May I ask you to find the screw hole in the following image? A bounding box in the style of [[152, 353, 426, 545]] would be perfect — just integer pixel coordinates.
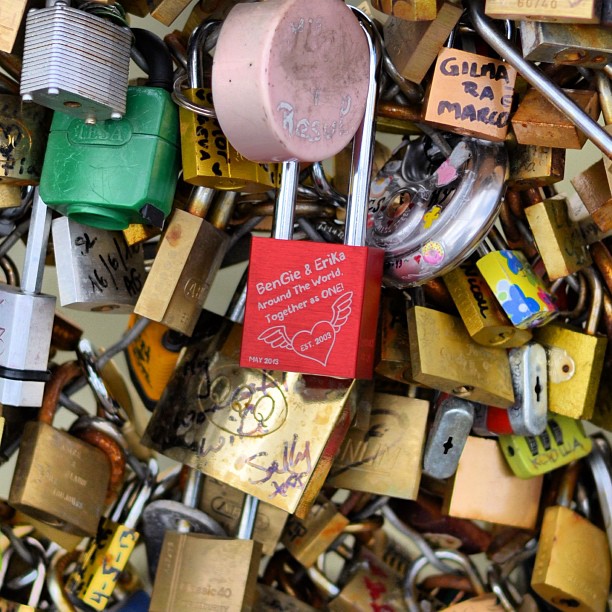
[[507, 446, 515, 456]]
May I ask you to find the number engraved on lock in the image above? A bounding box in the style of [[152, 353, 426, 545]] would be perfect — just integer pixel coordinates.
[[197, 365, 288, 437]]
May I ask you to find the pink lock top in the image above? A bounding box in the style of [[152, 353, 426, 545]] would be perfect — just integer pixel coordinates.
[[212, 0, 370, 163]]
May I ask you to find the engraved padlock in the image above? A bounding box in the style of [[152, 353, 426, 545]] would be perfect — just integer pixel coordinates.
[[366, 135, 506, 287], [52, 216, 145, 313], [239, 11, 384, 379], [178, 21, 279, 192], [212, 0, 370, 163], [20, 0, 132, 123], [9, 362, 112, 537]]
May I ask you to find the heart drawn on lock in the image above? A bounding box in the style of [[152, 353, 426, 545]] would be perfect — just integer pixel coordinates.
[[258, 292, 353, 366]]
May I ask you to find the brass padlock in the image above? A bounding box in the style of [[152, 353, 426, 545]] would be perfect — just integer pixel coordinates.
[[511, 88, 600, 150], [506, 140, 566, 191], [0, 0, 29, 53], [571, 159, 612, 233], [408, 305, 515, 407], [443, 436, 543, 529], [531, 463, 611, 611], [383, 1, 463, 85], [8, 362, 112, 537], [524, 196, 592, 280], [533, 269, 607, 420], [327, 392, 429, 499], [485, 0, 602, 23], [370, 0, 438, 21], [0, 94, 49, 185]]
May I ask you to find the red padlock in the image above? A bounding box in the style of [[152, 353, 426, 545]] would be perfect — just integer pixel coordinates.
[[237, 11, 384, 379]]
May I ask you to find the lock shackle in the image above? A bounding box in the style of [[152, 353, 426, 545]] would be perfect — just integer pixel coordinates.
[[131, 29, 174, 92], [0, 255, 19, 286], [581, 266, 603, 336], [39, 361, 82, 425], [467, 0, 612, 159]]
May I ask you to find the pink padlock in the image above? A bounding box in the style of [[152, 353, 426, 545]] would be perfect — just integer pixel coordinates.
[[212, 0, 370, 162]]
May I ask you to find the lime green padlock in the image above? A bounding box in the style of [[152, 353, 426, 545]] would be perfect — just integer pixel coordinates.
[[499, 414, 592, 479]]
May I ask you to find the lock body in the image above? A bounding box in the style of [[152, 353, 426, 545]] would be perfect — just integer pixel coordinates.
[[134, 208, 229, 335], [507, 144, 565, 190], [40, 87, 180, 231], [571, 160, 612, 233], [485, 0, 602, 23], [534, 323, 606, 419], [500, 415, 593, 478], [180, 88, 279, 191], [9, 421, 110, 536], [370, 0, 438, 20], [0, 94, 50, 185], [511, 88, 600, 150], [520, 21, 612, 68], [328, 393, 429, 498], [407, 306, 515, 407], [0, 286, 55, 407], [476, 250, 558, 329], [524, 197, 591, 280], [52, 217, 145, 313], [443, 259, 533, 348], [532, 506, 611, 612], [0, 1, 29, 53], [423, 47, 517, 142], [150, 532, 262, 612], [383, 2, 463, 84], [240, 238, 384, 379], [20, 4, 132, 123]]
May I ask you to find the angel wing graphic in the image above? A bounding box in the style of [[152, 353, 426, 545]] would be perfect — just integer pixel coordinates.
[[257, 292, 354, 366]]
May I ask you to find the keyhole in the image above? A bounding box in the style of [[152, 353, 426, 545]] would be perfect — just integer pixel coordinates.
[[534, 376, 542, 402], [443, 436, 453, 455]]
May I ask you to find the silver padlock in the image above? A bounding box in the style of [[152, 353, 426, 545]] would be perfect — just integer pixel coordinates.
[[20, 0, 132, 124], [0, 188, 55, 407], [506, 342, 548, 436], [52, 216, 145, 313], [366, 136, 506, 287], [423, 395, 475, 480]]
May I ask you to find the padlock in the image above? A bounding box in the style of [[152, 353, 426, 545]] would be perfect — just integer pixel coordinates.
[[533, 269, 607, 420], [212, 0, 370, 163], [20, 1, 132, 123], [327, 392, 429, 498], [524, 195, 592, 280], [256, 583, 317, 612], [134, 189, 235, 336], [142, 276, 356, 515], [499, 414, 593, 479], [125, 315, 187, 411], [142, 468, 226, 580], [8, 362, 112, 537], [511, 88, 600, 150], [239, 12, 383, 379], [39, 30, 180, 231], [148, 0, 191, 25], [182, 0, 244, 37], [506, 140, 566, 191], [531, 462, 611, 611], [520, 20, 612, 68], [51, 217, 145, 313], [370, 0, 437, 20], [0, 188, 55, 407], [485, 0, 602, 22], [199, 477, 288, 556], [0, 94, 50, 186], [0, 184, 23, 209], [282, 498, 350, 569], [383, 1, 463, 85], [366, 136, 507, 287], [571, 159, 612, 234], [586, 434, 612, 555], [407, 305, 515, 407], [69, 460, 158, 610], [149, 482, 263, 612], [122, 223, 161, 248], [476, 228, 558, 330], [422, 24, 517, 142], [443, 436, 543, 529], [178, 23, 279, 192], [423, 394, 474, 480], [443, 255, 533, 348]]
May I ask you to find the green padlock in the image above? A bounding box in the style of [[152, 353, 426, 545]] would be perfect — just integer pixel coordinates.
[[39, 86, 180, 231]]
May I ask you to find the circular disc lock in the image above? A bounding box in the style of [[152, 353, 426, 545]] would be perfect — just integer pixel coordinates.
[[212, 0, 370, 162]]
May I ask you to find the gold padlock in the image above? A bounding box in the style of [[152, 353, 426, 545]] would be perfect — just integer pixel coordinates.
[[571, 159, 612, 234], [370, 0, 438, 21], [485, 0, 602, 23], [8, 362, 113, 536], [0, 0, 29, 53], [506, 139, 566, 191]]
